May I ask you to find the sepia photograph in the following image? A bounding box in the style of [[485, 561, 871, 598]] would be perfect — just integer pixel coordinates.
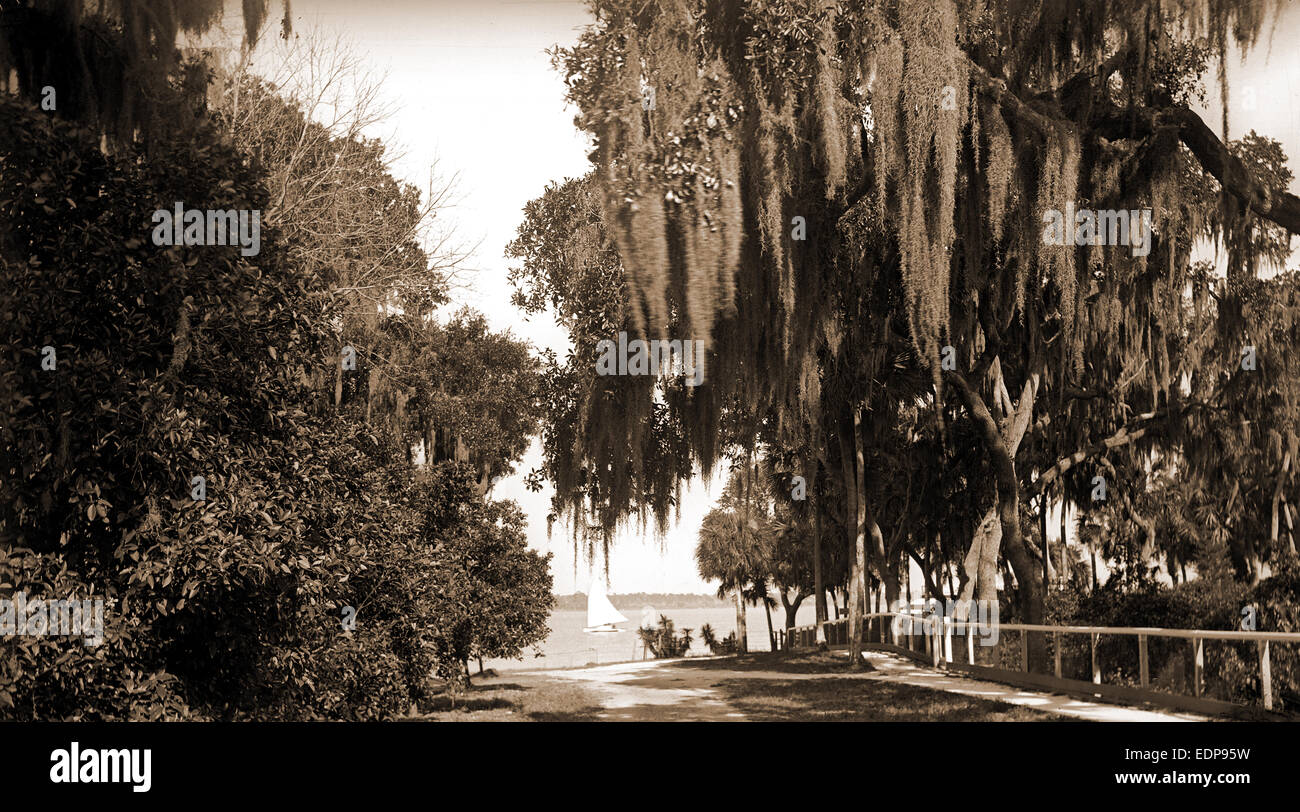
[[2, 0, 1299, 797]]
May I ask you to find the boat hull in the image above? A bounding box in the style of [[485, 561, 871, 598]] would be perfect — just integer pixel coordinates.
[[582, 625, 624, 634]]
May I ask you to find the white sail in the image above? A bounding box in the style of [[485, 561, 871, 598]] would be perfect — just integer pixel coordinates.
[[586, 578, 628, 628]]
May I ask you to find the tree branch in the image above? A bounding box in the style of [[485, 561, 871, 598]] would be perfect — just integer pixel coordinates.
[[1025, 410, 1164, 498], [970, 51, 1300, 235]]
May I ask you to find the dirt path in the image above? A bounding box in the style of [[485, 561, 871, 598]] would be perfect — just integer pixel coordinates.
[[534, 650, 1207, 722], [853, 650, 1207, 721], [537, 659, 746, 720]]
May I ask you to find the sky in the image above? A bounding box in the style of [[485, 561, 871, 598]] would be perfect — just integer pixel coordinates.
[[210, 0, 1300, 596]]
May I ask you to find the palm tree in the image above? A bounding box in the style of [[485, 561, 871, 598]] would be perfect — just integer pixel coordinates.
[[697, 508, 753, 653], [745, 580, 779, 651], [637, 615, 692, 658], [696, 463, 786, 651]]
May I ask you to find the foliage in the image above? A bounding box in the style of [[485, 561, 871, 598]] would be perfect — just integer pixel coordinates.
[[699, 622, 738, 655], [637, 615, 693, 659], [424, 468, 555, 687], [0, 0, 288, 145], [695, 469, 773, 603], [0, 82, 549, 719], [509, 175, 692, 557], [518, 0, 1300, 662], [1052, 568, 1300, 708]]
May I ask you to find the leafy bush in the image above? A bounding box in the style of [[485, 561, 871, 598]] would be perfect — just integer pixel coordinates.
[[0, 95, 550, 719], [1212, 561, 1300, 707], [1049, 569, 1300, 708], [700, 622, 738, 655], [637, 615, 693, 658]]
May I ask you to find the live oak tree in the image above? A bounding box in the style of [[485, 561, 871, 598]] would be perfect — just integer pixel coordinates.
[[508, 175, 695, 562], [532, 0, 1300, 670], [0, 0, 291, 146]]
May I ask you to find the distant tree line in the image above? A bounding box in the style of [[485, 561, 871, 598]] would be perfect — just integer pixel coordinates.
[[553, 592, 731, 612]]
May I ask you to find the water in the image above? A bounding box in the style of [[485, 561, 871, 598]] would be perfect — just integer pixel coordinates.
[[483, 603, 822, 672]]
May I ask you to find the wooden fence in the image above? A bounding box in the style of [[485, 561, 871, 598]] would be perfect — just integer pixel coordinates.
[[782, 612, 1300, 716]]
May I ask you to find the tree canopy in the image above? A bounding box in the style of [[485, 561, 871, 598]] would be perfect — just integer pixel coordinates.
[[512, 0, 1300, 672]]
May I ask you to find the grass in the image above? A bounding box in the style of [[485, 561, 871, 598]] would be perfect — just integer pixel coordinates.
[[414, 650, 1075, 721], [666, 650, 1074, 721], [666, 649, 870, 674], [416, 675, 604, 721], [710, 677, 1072, 721]]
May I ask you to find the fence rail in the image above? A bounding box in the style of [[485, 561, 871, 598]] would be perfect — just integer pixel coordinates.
[[783, 613, 1300, 716]]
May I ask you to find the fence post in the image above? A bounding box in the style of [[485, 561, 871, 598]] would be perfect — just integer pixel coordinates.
[[1193, 637, 1203, 698], [1053, 631, 1062, 679], [966, 622, 975, 665], [1139, 634, 1149, 688], [932, 621, 941, 667], [1261, 640, 1273, 711], [1021, 630, 1029, 672], [1091, 633, 1101, 685]]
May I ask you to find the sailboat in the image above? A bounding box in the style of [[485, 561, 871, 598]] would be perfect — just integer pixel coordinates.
[[583, 578, 628, 633]]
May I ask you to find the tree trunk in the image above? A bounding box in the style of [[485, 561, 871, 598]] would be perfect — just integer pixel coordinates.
[[734, 588, 748, 653], [1040, 492, 1050, 591], [908, 547, 945, 601], [871, 519, 900, 610], [1060, 492, 1070, 584], [945, 369, 1047, 671], [958, 508, 1000, 608], [762, 593, 776, 651], [847, 407, 869, 668], [781, 591, 804, 632], [813, 493, 827, 646]]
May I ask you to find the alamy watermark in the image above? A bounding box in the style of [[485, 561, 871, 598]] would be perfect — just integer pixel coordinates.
[[50, 742, 150, 793], [1041, 203, 1153, 257], [891, 598, 1000, 646], [595, 331, 705, 386], [1, 592, 104, 646], [151, 202, 261, 256]]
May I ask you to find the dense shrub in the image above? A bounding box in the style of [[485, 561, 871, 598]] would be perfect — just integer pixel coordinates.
[[637, 615, 693, 658], [700, 622, 738, 655], [1047, 568, 1299, 708], [0, 95, 550, 719]]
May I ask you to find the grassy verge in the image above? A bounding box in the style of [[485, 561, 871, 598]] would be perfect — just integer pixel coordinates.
[[667, 650, 866, 674], [416, 675, 604, 721], [711, 677, 1073, 721], [416, 651, 1077, 721], [667, 651, 1076, 721]]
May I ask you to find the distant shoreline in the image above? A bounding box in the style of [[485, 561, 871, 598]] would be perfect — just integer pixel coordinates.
[[552, 592, 730, 611]]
